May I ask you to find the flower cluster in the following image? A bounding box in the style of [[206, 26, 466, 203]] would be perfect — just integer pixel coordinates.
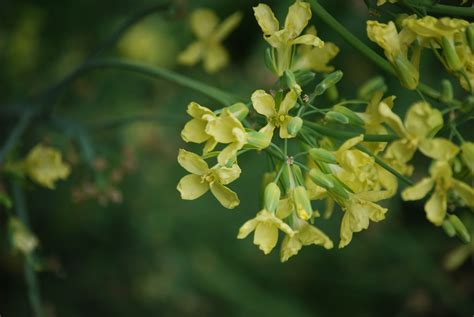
[[176, 1, 473, 262]]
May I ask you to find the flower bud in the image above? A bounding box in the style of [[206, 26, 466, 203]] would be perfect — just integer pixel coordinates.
[[291, 164, 304, 186], [284, 70, 302, 94], [462, 95, 474, 113], [440, 80, 453, 104], [325, 111, 349, 125], [314, 70, 343, 96], [393, 54, 419, 90], [294, 69, 316, 87], [441, 37, 463, 72], [309, 148, 337, 164], [264, 182, 281, 213], [326, 85, 339, 102], [8, 217, 38, 255], [292, 186, 312, 220], [326, 174, 349, 200], [287, 117, 303, 136], [461, 142, 474, 173], [227, 103, 249, 121], [466, 24, 474, 54], [357, 76, 387, 100], [333, 105, 365, 127], [247, 131, 271, 149], [448, 215, 471, 243], [309, 169, 334, 190], [442, 219, 456, 237], [264, 47, 277, 74]]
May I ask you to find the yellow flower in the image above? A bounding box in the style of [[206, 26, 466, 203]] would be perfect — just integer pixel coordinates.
[[379, 101, 455, 174], [181, 102, 218, 154], [280, 217, 333, 262], [251, 89, 299, 139], [177, 9, 242, 73], [461, 142, 474, 174], [459, 49, 474, 91], [254, 1, 324, 75], [402, 160, 474, 226], [23, 144, 70, 189], [376, 0, 398, 5], [339, 192, 388, 248], [237, 209, 294, 254], [367, 20, 419, 89], [176, 149, 240, 209], [295, 26, 339, 73], [8, 217, 38, 255]]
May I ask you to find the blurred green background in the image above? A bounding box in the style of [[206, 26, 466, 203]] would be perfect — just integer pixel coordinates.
[[1, 0, 473, 316]]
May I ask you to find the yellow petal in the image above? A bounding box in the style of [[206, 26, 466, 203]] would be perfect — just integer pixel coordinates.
[[403, 16, 469, 39], [204, 43, 229, 73], [209, 182, 240, 209], [254, 222, 279, 254], [284, 0, 312, 39], [177, 174, 209, 200], [214, 11, 243, 41], [280, 234, 303, 262], [206, 110, 245, 144], [367, 20, 401, 61], [253, 3, 279, 35], [217, 142, 244, 166], [181, 118, 209, 143], [278, 89, 298, 114], [190, 9, 219, 39], [177, 149, 209, 175], [377, 100, 407, 137], [237, 218, 258, 239], [186, 101, 214, 119], [298, 223, 333, 249], [278, 116, 293, 139], [203, 138, 218, 154], [177, 42, 203, 65], [419, 138, 459, 161], [24, 145, 70, 189], [452, 179, 474, 208], [404, 101, 443, 139], [259, 123, 276, 141], [425, 190, 447, 226], [401, 178, 434, 201], [276, 198, 294, 219], [292, 34, 324, 47], [251, 90, 277, 118], [213, 164, 241, 185]]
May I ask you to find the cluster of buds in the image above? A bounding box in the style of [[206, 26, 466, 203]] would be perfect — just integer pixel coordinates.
[[177, 1, 474, 261]]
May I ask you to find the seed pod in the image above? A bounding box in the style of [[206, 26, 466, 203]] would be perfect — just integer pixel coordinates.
[[287, 117, 303, 136], [227, 102, 249, 121], [284, 70, 302, 94], [325, 111, 349, 125], [314, 70, 343, 96], [448, 215, 471, 243], [309, 169, 334, 190], [247, 131, 271, 149], [333, 105, 365, 127], [309, 148, 337, 164], [440, 80, 453, 104], [393, 54, 419, 90], [292, 186, 312, 220], [264, 182, 281, 213], [441, 36, 463, 72]]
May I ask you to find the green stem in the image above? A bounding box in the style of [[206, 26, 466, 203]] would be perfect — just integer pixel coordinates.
[[12, 184, 43, 317], [309, 0, 462, 108], [356, 144, 413, 185], [424, 4, 474, 17], [304, 121, 399, 142]]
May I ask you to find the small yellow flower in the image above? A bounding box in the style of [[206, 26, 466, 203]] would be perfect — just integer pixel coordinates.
[[367, 20, 419, 89], [376, 0, 398, 5], [461, 142, 474, 174], [177, 9, 242, 73], [237, 209, 294, 254], [8, 217, 38, 255], [339, 192, 388, 248], [280, 217, 333, 262], [181, 102, 218, 154], [295, 26, 339, 73], [251, 89, 299, 139], [23, 144, 70, 189], [176, 149, 240, 209], [254, 1, 324, 75], [402, 160, 474, 226]]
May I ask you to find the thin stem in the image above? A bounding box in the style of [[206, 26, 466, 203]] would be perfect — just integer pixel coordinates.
[[304, 121, 399, 142], [309, 0, 462, 108], [12, 184, 43, 317], [423, 4, 474, 17]]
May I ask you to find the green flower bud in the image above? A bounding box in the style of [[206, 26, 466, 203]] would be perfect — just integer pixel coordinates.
[[393, 54, 419, 90], [326, 85, 339, 102], [442, 219, 456, 237], [227, 103, 249, 121], [441, 36, 463, 72], [325, 111, 349, 125], [440, 80, 453, 104], [326, 174, 349, 200], [292, 186, 312, 220], [314, 70, 343, 96], [287, 117, 303, 136], [294, 69, 316, 87], [466, 24, 474, 54], [284, 70, 302, 94], [333, 105, 365, 127], [357, 76, 387, 100], [461, 142, 474, 173], [264, 47, 277, 74], [291, 164, 304, 186], [309, 169, 334, 190], [309, 148, 337, 164], [448, 215, 471, 243], [247, 131, 271, 149], [264, 182, 281, 213], [462, 95, 474, 113]]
